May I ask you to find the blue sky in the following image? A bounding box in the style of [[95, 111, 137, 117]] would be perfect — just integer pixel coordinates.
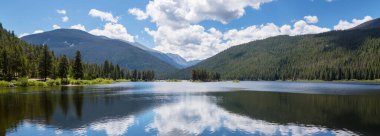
[[0, 0, 379, 60]]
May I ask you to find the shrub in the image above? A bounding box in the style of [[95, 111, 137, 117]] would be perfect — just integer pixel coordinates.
[[37, 82, 48, 87], [17, 78, 29, 87], [0, 81, 11, 87], [61, 78, 70, 85]]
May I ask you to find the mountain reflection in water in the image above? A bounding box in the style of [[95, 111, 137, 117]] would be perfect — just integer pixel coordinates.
[[1, 81, 380, 136]]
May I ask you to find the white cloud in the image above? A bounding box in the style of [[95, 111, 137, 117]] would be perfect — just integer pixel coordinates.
[[70, 24, 86, 31], [138, 0, 276, 60], [90, 23, 135, 42], [146, 96, 357, 136], [146, 25, 224, 60], [89, 9, 119, 23], [128, 8, 148, 20], [19, 33, 29, 38], [52, 24, 61, 29], [19, 30, 45, 37], [333, 16, 373, 30], [147, 16, 330, 60], [139, 0, 272, 27], [304, 16, 318, 24], [62, 16, 69, 22], [57, 9, 66, 15], [33, 30, 44, 34], [91, 116, 135, 136]]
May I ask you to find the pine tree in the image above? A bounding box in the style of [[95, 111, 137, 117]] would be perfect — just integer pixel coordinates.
[[1, 49, 11, 81], [58, 55, 69, 78], [38, 45, 52, 81], [103, 60, 110, 78], [73, 50, 83, 79]]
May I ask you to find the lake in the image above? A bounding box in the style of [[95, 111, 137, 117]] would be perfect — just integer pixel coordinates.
[[1, 81, 380, 136]]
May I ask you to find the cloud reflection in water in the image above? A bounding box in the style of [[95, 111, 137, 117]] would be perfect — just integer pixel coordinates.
[[145, 95, 357, 136]]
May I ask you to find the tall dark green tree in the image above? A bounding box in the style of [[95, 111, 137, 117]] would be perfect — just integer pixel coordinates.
[[38, 45, 52, 81], [1, 49, 11, 81], [73, 50, 83, 79], [58, 55, 69, 78]]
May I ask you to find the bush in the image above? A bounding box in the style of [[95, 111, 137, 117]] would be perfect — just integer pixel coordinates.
[[92, 78, 114, 84], [0, 81, 12, 87], [47, 79, 61, 86], [17, 78, 29, 87], [37, 82, 48, 87], [27, 80, 37, 86], [61, 78, 70, 85]]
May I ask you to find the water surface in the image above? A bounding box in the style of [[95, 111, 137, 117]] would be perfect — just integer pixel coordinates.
[[1, 81, 380, 136]]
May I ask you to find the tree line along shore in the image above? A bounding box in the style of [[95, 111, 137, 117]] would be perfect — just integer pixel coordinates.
[[0, 23, 155, 87]]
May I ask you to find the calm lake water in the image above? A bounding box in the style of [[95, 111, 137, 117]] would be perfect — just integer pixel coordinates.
[[1, 81, 380, 136]]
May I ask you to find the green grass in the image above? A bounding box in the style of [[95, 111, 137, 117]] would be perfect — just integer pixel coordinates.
[[0, 78, 125, 88], [0, 80, 12, 87], [165, 79, 182, 82], [232, 80, 240, 83], [68, 78, 115, 85]]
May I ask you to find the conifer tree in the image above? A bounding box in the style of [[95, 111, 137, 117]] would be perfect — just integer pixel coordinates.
[[58, 55, 69, 78], [38, 45, 52, 81], [73, 50, 83, 79]]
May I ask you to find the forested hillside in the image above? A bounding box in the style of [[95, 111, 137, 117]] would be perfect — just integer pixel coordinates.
[[0, 23, 154, 81], [21, 29, 178, 73], [172, 19, 380, 81]]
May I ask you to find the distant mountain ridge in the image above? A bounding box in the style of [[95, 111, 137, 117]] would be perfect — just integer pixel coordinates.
[[126, 42, 201, 68], [22, 29, 178, 74]]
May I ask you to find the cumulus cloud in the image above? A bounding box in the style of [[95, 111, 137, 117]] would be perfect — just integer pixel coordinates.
[[147, 17, 330, 60], [57, 9, 69, 22], [128, 8, 148, 20], [89, 9, 119, 23], [19, 33, 29, 38], [57, 9, 66, 15], [62, 16, 69, 22], [333, 16, 372, 30], [70, 24, 86, 31], [90, 23, 135, 42], [33, 30, 44, 34], [91, 116, 135, 136], [135, 0, 278, 60], [146, 25, 224, 60], [52, 24, 61, 29], [146, 96, 357, 136], [304, 16, 318, 24], [132, 0, 272, 27], [19, 30, 45, 37]]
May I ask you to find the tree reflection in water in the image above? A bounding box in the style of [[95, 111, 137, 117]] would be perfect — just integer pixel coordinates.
[[1, 83, 380, 136]]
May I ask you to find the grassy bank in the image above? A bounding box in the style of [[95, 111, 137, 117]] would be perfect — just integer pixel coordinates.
[[0, 78, 129, 88]]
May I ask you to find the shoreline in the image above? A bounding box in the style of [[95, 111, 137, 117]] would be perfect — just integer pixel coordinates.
[[2, 79, 380, 88]]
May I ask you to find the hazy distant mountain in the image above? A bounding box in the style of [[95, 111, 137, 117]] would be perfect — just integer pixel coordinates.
[[22, 29, 177, 73], [126, 42, 201, 68], [170, 18, 380, 80], [165, 53, 202, 68]]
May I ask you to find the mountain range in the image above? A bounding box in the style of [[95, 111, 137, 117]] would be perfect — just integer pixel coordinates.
[[21, 18, 380, 81], [21, 29, 201, 74]]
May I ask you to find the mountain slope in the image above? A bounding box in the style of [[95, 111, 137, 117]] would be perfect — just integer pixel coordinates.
[[351, 18, 380, 30], [22, 29, 177, 74], [171, 19, 380, 80]]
